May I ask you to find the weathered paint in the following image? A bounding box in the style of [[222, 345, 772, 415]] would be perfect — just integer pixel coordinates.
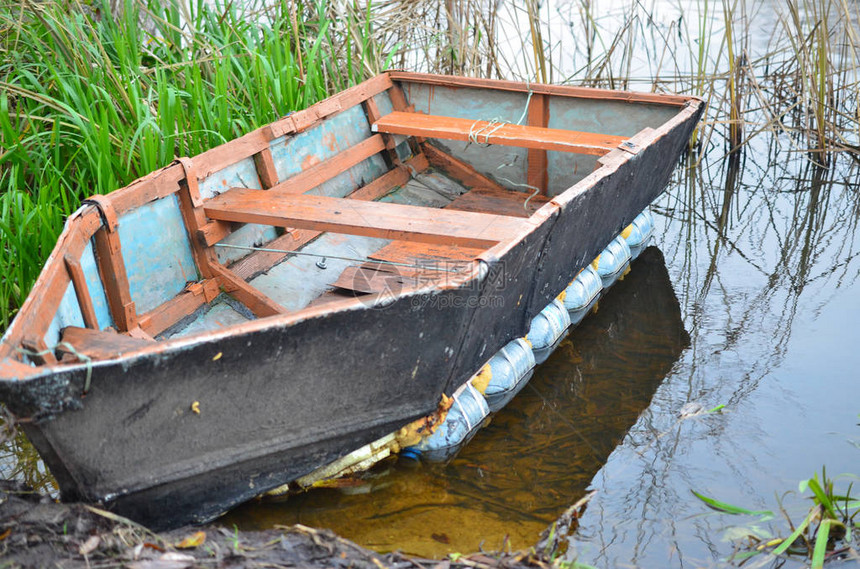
[[547, 96, 678, 137], [168, 298, 252, 339], [546, 150, 600, 195], [251, 234, 391, 312], [270, 105, 388, 199], [199, 157, 263, 199], [118, 195, 199, 314], [545, 97, 677, 194], [371, 90, 395, 117], [215, 223, 279, 265], [43, 282, 84, 350]]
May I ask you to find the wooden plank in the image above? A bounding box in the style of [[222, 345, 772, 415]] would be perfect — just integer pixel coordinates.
[[63, 254, 99, 330], [199, 220, 233, 248], [421, 144, 509, 192], [266, 135, 386, 196], [269, 73, 394, 137], [227, 155, 430, 280], [253, 147, 279, 189], [176, 179, 217, 279], [208, 264, 286, 318], [373, 111, 627, 156], [110, 164, 185, 215], [93, 227, 137, 332], [445, 187, 550, 218], [348, 155, 427, 200], [369, 241, 483, 265], [204, 188, 524, 249], [58, 326, 154, 361], [0, 357, 41, 379], [332, 265, 409, 295], [228, 229, 321, 282], [364, 97, 402, 165], [388, 81, 425, 153], [138, 279, 220, 336], [21, 337, 57, 366], [527, 94, 549, 194], [388, 71, 694, 106]]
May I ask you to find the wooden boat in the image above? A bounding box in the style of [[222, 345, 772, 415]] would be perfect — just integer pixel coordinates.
[[0, 72, 703, 529]]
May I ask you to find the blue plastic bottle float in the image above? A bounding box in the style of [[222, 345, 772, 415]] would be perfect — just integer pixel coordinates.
[[404, 209, 655, 462]]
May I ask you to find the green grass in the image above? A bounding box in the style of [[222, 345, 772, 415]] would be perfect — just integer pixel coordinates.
[[693, 469, 860, 567], [0, 0, 382, 329]]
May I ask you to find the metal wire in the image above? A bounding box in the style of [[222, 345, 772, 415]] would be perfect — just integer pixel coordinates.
[[213, 243, 470, 273]]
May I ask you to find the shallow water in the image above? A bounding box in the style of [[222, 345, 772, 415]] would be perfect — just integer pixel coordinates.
[[223, 246, 690, 556]]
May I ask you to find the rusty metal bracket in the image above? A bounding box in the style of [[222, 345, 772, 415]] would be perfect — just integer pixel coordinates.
[[82, 194, 119, 232], [618, 140, 641, 155]]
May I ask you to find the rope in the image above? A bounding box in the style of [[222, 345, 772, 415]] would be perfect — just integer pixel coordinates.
[[494, 176, 543, 210], [213, 243, 468, 274], [16, 342, 93, 394]]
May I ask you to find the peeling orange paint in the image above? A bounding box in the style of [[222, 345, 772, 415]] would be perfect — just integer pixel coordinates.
[[301, 155, 321, 170]]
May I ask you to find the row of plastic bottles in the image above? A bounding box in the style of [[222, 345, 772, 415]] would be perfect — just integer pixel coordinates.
[[406, 209, 655, 461]]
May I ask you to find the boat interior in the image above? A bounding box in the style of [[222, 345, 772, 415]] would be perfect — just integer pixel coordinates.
[[0, 72, 692, 373]]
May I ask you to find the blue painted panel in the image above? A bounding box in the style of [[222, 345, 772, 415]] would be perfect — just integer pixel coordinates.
[[372, 91, 394, 117], [547, 97, 676, 137], [546, 150, 599, 196], [270, 105, 376, 184], [118, 195, 199, 314], [44, 282, 84, 348], [305, 154, 388, 199], [199, 157, 262, 199], [216, 223, 279, 265], [405, 83, 530, 123], [81, 239, 114, 330]]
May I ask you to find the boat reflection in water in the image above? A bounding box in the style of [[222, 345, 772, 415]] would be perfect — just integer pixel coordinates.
[[223, 246, 690, 557]]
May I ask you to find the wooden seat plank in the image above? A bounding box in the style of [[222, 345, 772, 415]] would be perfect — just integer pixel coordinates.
[[445, 187, 550, 218], [59, 326, 154, 361], [204, 188, 524, 249], [373, 111, 628, 156]]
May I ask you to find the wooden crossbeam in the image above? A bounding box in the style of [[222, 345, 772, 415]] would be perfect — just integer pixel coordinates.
[[59, 326, 154, 361], [64, 254, 99, 330], [204, 188, 524, 249], [208, 264, 287, 318], [373, 111, 628, 156]]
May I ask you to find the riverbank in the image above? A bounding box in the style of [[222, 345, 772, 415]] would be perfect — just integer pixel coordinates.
[[1, 481, 575, 569]]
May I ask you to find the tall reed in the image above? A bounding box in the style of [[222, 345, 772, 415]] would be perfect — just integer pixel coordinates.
[[0, 0, 384, 328]]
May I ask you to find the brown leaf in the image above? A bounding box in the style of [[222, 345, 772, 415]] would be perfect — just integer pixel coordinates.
[[176, 530, 206, 549]]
